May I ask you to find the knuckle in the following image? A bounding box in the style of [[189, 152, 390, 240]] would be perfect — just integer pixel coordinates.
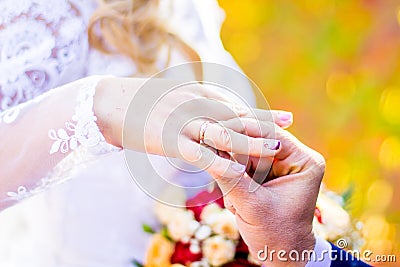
[[272, 123, 283, 135], [232, 104, 250, 117], [235, 120, 246, 134], [310, 151, 326, 176], [316, 153, 326, 171], [261, 121, 279, 138]]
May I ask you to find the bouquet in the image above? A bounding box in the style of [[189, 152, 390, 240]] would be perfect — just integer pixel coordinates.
[[136, 187, 363, 267]]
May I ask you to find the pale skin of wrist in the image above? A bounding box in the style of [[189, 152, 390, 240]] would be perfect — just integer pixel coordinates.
[[93, 76, 143, 148], [93, 76, 190, 152]]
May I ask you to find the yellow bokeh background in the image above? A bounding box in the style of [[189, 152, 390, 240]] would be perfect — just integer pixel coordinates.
[[219, 0, 399, 265]]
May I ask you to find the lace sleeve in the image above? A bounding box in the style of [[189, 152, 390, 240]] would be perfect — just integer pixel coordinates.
[[0, 76, 120, 210]]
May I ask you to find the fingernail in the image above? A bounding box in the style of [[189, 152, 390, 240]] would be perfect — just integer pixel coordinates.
[[264, 140, 281, 150], [277, 112, 293, 122], [231, 162, 246, 173]]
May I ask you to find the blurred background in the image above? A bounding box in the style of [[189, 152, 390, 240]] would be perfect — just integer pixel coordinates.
[[218, 0, 399, 265]]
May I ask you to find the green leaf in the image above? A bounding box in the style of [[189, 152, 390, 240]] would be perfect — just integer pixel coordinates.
[[161, 227, 172, 242], [131, 259, 144, 267], [142, 224, 155, 234], [342, 184, 354, 210]]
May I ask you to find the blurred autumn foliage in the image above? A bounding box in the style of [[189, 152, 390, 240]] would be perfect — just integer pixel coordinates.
[[219, 0, 400, 264]]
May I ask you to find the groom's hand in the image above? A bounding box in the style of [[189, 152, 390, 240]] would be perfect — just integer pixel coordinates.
[[212, 119, 325, 267]]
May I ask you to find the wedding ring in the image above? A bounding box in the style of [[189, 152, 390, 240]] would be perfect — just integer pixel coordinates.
[[199, 121, 210, 144]]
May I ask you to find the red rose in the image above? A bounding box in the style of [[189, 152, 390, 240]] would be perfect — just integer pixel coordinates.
[[170, 241, 202, 265], [315, 206, 323, 224], [236, 238, 249, 254], [186, 187, 225, 221]]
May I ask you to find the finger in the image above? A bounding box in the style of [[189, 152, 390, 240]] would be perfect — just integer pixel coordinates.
[[212, 101, 293, 127], [234, 154, 273, 183], [240, 108, 293, 128], [225, 118, 325, 172], [186, 120, 281, 157], [207, 149, 258, 198], [220, 118, 277, 138], [185, 92, 293, 131], [197, 93, 293, 129], [213, 171, 254, 202], [204, 150, 271, 203], [204, 122, 281, 156], [212, 102, 270, 120], [177, 139, 247, 179], [270, 110, 293, 129], [221, 118, 294, 159]]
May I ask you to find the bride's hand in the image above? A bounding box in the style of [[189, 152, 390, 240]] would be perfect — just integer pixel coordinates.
[[212, 119, 325, 267], [94, 77, 293, 179]]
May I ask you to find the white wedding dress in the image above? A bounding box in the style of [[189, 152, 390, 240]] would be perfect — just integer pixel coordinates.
[[0, 1, 255, 267]]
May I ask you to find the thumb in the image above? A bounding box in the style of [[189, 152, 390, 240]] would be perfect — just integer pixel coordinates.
[[211, 164, 254, 206]]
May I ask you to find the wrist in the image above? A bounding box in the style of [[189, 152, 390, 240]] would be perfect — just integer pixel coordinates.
[[94, 77, 183, 152], [257, 231, 315, 267], [294, 233, 316, 266], [94, 76, 134, 148], [285, 230, 316, 267]]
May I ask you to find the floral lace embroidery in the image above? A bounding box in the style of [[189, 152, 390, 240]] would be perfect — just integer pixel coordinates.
[[0, 0, 89, 119], [48, 77, 104, 154], [6, 76, 120, 201]]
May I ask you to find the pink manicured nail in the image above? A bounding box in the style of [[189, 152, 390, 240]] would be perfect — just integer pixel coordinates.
[[264, 140, 281, 150], [277, 112, 293, 122]]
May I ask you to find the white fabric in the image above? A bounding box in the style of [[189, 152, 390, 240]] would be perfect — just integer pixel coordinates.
[[0, 0, 255, 266]]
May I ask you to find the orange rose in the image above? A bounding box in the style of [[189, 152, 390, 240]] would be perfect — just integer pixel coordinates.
[[145, 234, 174, 267]]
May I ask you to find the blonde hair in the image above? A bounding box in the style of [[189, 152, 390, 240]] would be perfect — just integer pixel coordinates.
[[88, 0, 201, 77]]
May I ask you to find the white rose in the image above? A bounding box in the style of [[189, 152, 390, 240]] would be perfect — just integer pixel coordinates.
[[195, 225, 212, 241], [190, 259, 210, 267], [202, 235, 236, 266], [190, 238, 201, 254], [200, 203, 222, 224], [167, 210, 198, 241], [154, 202, 184, 225], [209, 209, 240, 240], [313, 194, 351, 240]]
